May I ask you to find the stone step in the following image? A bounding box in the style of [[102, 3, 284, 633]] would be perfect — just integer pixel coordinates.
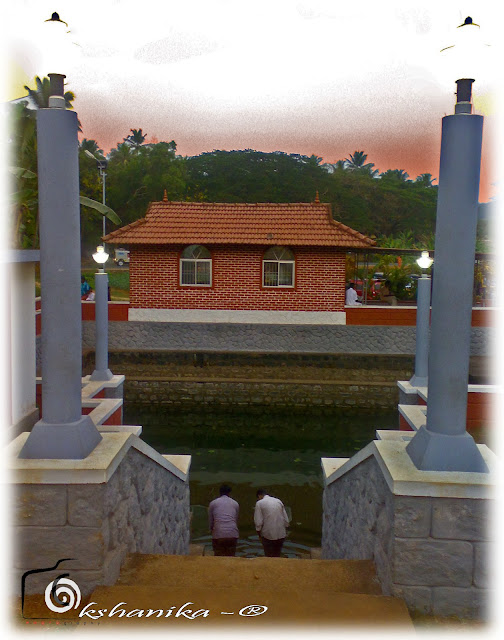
[[83, 583, 413, 627], [115, 553, 383, 595]]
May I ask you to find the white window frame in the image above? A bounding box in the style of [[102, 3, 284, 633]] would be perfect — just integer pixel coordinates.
[[180, 245, 212, 287], [262, 247, 295, 288]]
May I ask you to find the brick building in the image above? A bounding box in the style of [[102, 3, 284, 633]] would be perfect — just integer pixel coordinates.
[[104, 195, 375, 324]]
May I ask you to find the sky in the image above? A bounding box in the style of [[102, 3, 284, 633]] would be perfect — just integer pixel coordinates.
[[4, 0, 500, 202]]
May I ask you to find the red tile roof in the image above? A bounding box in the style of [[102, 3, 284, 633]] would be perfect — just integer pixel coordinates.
[[104, 201, 375, 248]]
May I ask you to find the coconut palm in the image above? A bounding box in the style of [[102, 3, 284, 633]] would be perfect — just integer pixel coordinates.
[[23, 76, 76, 110], [344, 151, 378, 176], [80, 138, 104, 157], [124, 128, 147, 150], [380, 169, 411, 183], [109, 142, 133, 165], [415, 173, 436, 187]]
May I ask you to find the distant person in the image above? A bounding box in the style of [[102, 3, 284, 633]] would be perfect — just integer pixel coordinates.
[[254, 489, 290, 557], [379, 280, 398, 306], [208, 484, 239, 556], [81, 275, 90, 299], [345, 282, 361, 306], [85, 288, 95, 301]]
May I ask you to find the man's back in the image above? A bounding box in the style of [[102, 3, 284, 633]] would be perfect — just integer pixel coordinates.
[[254, 494, 289, 540], [209, 494, 239, 539]]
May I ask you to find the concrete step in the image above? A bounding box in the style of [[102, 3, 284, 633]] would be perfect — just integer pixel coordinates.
[[115, 553, 383, 595], [85, 583, 414, 627]]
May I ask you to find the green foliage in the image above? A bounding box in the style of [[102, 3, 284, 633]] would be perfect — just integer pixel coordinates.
[[379, 169, 411, 184], [344, 151, 378, 177], [376, 256, 419, 300], [105, 140, 187, 227], [24, 76, 76, 110], [6, 84, 119, 250], [7, 102, 39, 248], [185, 150, 324, 203]]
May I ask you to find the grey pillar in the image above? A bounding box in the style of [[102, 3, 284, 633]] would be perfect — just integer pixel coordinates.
[[409, 275, 431, 387], [90, 270, 113, 381], [19, 105, 102, 459], [406, 85, 488, 472]]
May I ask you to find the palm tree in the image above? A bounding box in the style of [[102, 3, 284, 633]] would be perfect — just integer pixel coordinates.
[[380, 169, 411, 183], [109, 142, 133, 165], [23, 76, 75, 110], [124, 128, 147, 150], [415, 173, 436, 187], [80, 138, 104, 157], [344, 151, 378, 176]]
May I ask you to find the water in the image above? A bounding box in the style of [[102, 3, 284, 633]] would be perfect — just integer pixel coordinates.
[[124, 405, 398, 557]]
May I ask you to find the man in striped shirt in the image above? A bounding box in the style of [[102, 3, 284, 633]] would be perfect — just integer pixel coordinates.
[[208, 484, 240, 556]]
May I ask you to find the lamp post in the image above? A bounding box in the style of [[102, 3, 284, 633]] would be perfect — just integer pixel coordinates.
[[90, 246, 113, 381], [408, 252, 433, 388], [19, 13, 102, 459], [406, 18, 489, 473], [84, 151, 108, 249]]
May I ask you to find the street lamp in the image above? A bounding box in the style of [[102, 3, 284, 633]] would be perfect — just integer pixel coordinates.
[[406, 18, 489, 472], [85, 151, 109, 248], [19, 13, 102, 459], [408, 252, 433, 388], [90, 246, 113, 382]]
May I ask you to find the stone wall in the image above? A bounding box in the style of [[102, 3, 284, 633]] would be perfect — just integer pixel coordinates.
[[125, 379, 399, 410], [322, 453, 493, 619], [14, 446, 190, 596], [82, 321, 493, 355], [104, 351, 412, 410]]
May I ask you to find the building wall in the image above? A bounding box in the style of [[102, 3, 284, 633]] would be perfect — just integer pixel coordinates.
[[129, 245, 347, 312]]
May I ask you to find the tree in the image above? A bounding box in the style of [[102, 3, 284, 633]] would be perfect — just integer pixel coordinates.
[[103, 140, 187, 228], [186, 149, 328, 203], [80, 138, 104, 157], [380, 169, 411, 183], [108, 142, 132, 165], [8, 102, 39, 247], [7, 100, 119, 249], [123, 128, 147, 150], [415, 173, 436, 187], [23, 76, 76, 109], [344, 151, 378, 176]]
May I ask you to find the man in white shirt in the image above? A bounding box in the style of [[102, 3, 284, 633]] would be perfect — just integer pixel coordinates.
[[254, 489, 290, 557], [345, 282, 361, 306]]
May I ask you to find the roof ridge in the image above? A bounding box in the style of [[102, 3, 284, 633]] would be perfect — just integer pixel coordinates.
[[328, 215, 375, 246], [150, 201, 329, 207]]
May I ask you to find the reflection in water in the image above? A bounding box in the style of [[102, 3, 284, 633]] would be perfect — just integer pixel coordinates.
[[124, 405, 398, 556]]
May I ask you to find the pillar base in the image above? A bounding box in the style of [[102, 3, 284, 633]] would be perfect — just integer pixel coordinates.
[[408, 375, 428, 387], [90, 368, 114, 382], [405, 425, 489, 473], [18, 415, 102, 459]]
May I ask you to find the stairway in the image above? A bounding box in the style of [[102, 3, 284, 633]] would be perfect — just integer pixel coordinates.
[[83, 553, 413, 628]]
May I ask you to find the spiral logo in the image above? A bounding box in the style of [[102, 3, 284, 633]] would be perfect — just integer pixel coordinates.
[[44, 577, 82, 613]]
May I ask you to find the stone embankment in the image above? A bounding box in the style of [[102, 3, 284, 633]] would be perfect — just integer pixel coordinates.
[[82, 351, 415, 411]]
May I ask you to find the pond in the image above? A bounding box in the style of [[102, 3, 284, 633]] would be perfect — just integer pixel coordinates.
[[123, 405, 399, 557]]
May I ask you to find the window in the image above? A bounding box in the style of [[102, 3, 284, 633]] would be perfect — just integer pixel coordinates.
[[180, 245, 212, 286], [263, 246, 295, 287]]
